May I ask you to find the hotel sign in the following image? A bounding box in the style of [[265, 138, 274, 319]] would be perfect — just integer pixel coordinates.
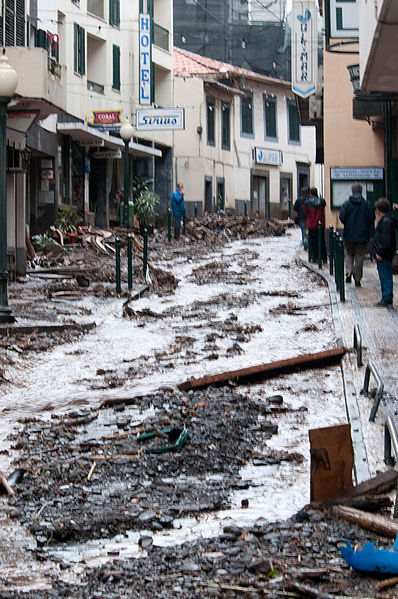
[[255, 147, 282, 166], [325, 0, 358, 40], [291, 1, 317, 98], [136, 108, 185, 131], [139, 13, 151, 105]]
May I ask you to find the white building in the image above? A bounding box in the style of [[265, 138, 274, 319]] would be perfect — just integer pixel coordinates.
[[5, 0, 174, 274], [173, 47, 316, 218]]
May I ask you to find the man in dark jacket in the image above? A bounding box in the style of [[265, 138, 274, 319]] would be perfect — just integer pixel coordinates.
[[294, 187, 309, 250], [339, 183, 374, 287], [373, 197, 397, 307]]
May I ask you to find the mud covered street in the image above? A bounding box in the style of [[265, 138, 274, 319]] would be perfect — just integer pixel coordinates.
[[0, 217, 393, 597]]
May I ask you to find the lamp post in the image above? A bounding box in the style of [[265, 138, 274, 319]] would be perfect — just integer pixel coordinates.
[[0, 51, 18, 323], [119, 117, 134, 228]]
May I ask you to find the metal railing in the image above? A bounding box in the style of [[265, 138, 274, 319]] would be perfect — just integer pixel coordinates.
[[87, 80, 105, 95], [362, 360, 384, 421], [384, 416, 398, 518]]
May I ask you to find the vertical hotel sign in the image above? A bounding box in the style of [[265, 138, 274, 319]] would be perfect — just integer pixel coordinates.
[[291, 1, 317, 98], [139, 13, 151, 105]]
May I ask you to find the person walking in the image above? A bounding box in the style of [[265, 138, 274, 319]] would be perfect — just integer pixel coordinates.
[[339, 183, 375, 287], [302, 187, 327, 263], [171, 183, 185, 239], [294, 187, 309, 250], [373, 197, 397, 307]]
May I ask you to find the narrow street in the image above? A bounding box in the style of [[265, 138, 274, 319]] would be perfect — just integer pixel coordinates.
[[0, 225, 390, 597]]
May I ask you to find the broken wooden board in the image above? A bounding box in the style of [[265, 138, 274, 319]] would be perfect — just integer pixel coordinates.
[[177, 347, 346, 391], [336, 469, 398, 500], [309, 423, 354, 502]]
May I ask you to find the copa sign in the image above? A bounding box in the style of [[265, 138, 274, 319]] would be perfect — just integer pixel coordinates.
[[139, 13, 151, 105], [291, 1, 317, 98]]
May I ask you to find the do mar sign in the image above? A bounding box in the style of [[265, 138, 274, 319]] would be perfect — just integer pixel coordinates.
[[291, 1, 317, 98]]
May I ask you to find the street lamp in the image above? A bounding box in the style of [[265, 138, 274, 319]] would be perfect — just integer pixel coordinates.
[[119, 117, 134, 228], [0, 50, 18, 323]]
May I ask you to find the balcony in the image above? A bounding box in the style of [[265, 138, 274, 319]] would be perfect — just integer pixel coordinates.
[[6, 47, 66, 117]]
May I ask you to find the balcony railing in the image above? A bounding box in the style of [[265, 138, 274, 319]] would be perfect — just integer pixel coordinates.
[[153, 23, 169, 51], [87, 80, 105, 94]]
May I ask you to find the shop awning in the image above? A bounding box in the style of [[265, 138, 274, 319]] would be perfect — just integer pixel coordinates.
[[57, 122, 162, 158]]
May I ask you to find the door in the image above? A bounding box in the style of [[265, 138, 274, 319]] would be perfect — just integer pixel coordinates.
[[216, 178, 225, 211], [205, 177, 212, 213], [252, 175, 267, 218]]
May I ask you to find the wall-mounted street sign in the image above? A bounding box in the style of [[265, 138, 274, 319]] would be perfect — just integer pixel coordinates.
[[291, 1, 317, 98], [92, 150, 122, 160], [136, 108, 185, 131], [7, 109, 40, 134], [89, 110, 122, 131], [331, 167, 383, 180], [255, 147, 282, 166], [325, 0, 358, 40], [139, 13, 151, 105]]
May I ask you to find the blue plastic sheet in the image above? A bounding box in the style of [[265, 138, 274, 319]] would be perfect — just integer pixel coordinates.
[[341, 533, 398, 574]]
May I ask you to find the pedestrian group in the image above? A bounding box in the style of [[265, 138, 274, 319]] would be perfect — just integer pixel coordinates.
[[295, 182, 397, 307]]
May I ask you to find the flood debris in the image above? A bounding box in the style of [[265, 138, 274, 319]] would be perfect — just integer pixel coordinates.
[[341, 534, 398, 575], [178, 347, 346, 391]]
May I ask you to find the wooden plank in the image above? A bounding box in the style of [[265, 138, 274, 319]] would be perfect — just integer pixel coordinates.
[[336, 470, 398, 499], [177, 347, 346, 391], [309, 424, 354, 502]]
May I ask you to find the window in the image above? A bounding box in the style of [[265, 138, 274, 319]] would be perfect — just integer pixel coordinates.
[[221, 101, 230, 150], [0, 0, 26, 46], [112, 44, 120, 91], [241, 92, 253, 136], [264, 95, 277, 140], [109, 0, 120, 27], [288, 100, 300, 143], [74, 22, 85, 75], [88, 0, 104, 19], [206, 96, 215, 146]]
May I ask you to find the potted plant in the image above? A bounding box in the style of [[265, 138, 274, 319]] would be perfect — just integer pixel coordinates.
[[55, 205, 82, 243], [134, 190, 160, 233]]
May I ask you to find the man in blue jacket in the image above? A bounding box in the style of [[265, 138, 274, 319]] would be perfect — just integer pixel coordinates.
[[339, 183, 375, 287], [171, 183, 185, 239]]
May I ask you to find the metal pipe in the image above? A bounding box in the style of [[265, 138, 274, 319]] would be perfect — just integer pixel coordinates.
[[127, 234, 132, 291], [244, 201, 247, 217], [123, 139, 130, 227], [338, 237, 345, 302], [115, 237, 121, 294], [167, 208, 172, 242], [329, 226, 334, 276], [317, 221, 322, 270], [143, 228, 148, 278], [353, 324, 363, 367]]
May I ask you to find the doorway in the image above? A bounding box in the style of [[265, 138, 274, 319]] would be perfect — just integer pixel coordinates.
[[252, 175, 267, 218], [205, 177, 212, 213], [296, 163, 310, 198], [216, 178, 225, 211]]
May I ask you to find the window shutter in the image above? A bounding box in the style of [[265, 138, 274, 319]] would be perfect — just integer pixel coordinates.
[[5, 0, 15, 46], [113, 44, 120, 91], [79, 25, 85, 75], [74, 23, 78, 72], [16, 0, 25, 46]]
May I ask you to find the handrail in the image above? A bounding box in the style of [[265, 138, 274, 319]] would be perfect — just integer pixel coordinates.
[[362, 360, 384, 421]]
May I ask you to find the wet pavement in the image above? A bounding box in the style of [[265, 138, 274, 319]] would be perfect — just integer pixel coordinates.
[[301, 249, 398, 481], [0, 225, 397, 597]]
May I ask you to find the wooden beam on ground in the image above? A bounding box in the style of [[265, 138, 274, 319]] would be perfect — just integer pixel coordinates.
[[336, 469, 398, 500], [177, 347, 346, 391], [335, 505, 398, 539]]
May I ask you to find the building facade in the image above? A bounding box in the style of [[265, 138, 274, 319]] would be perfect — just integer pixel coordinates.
[[173, 48, 317, 218], [5, 0, 175, 275]]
